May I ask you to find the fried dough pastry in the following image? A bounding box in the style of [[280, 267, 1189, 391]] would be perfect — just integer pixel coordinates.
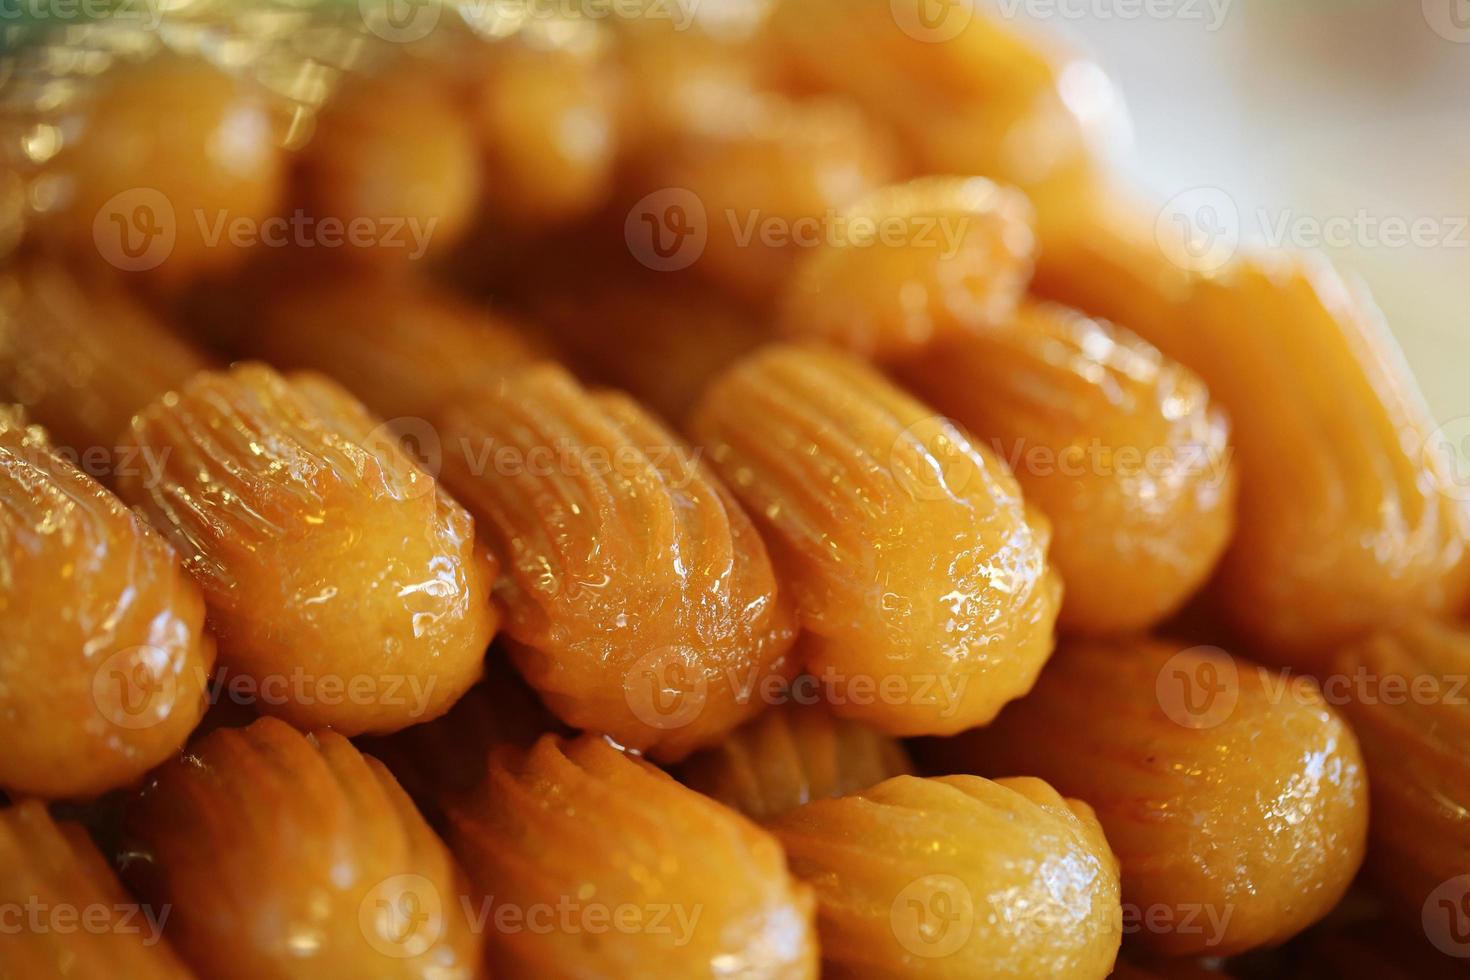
[[1177, 256, 1470, 666], [513, 267, 768, 423], [0, 801, 194, 979], [768, 774, 1121, 979], [638, 93, 897, 305], [689, 344, 1062, 735], [779, 176, 1035, 361], [248, 273, 540, 424], [678, 702, 913, 821], [764, 0, 1104, 229], [115, 364, 498, 735], [0, 408, 214, 799], [124, 717, 483, 980], [446, 733, 817, 978], [39, 55, 284, 286], [895, 301, 1236, 634], [300, 66, 480, 265], [1332, 618, 1470, 929], [0, 262, 208, 459], [436, 365, 798, 760], [471, 20, 622, 226], [1039, 220, 1470, 664], [930, 638, 1367, 956]]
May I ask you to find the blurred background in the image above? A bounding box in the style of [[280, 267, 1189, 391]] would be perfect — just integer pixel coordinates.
[[1019, 0, 1470, 422]]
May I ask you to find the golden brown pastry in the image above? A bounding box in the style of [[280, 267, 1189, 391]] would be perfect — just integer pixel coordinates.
[[929, 637, 1368, 956], [0, 800, 194, 979], [0, 262, 208, 459], [247, 273, 540, 425], [678, 702, 914, 821], [768, 774, 1121, 979], [0, 408, 214, 799], [513, 266, 769, 424], [124, 717, 483, 980], [38, 55, 284, 286], [780, 176, 1035, 361], [689, 344, 1062, 735], [299, 65, 480, 266], [115, 364, 498, 735], [1332, 618, 1470, 935], [447, 733, 818, 978], [470, 19, 622, 226], [635, 92, 897, 305], [764, 0, 1104, 235], [436, 365, 798, 760], [895, 301, 1236, 634], [1038, 221, 1470, 667]]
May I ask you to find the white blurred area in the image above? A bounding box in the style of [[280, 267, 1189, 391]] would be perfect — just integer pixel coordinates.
[[1009, 0, 1470, 421]]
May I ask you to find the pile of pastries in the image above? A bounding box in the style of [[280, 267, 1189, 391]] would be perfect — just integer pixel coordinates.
[[1, 2, 1466, 977]]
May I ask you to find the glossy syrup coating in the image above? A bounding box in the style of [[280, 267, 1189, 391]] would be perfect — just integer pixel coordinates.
[[0, 801, 194, 979], [435, 363, 798, 761], [779, 176, 1036, 361], [763, 0, 1107, 223], [688, 344, 1062, 736], [40, 54, 285, 286], [640, 93, 898, 305], [247, 273, 541, 424], [0, 262, 209, 459], [299, 65, 480, 266], [1331, 618, 1470, 926], [0, 409, 214, 799], [677, 702, 914, 821], [930, 638, 1368, 956], [894, 301, 1237, 634], [1176, 255, 1466, 667], [114, 364, 499, 735], [471, 21, 621, 226], [446, 733, 818, 979], [124, 717, 483, 980], [768, 774, 1121, 979]]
